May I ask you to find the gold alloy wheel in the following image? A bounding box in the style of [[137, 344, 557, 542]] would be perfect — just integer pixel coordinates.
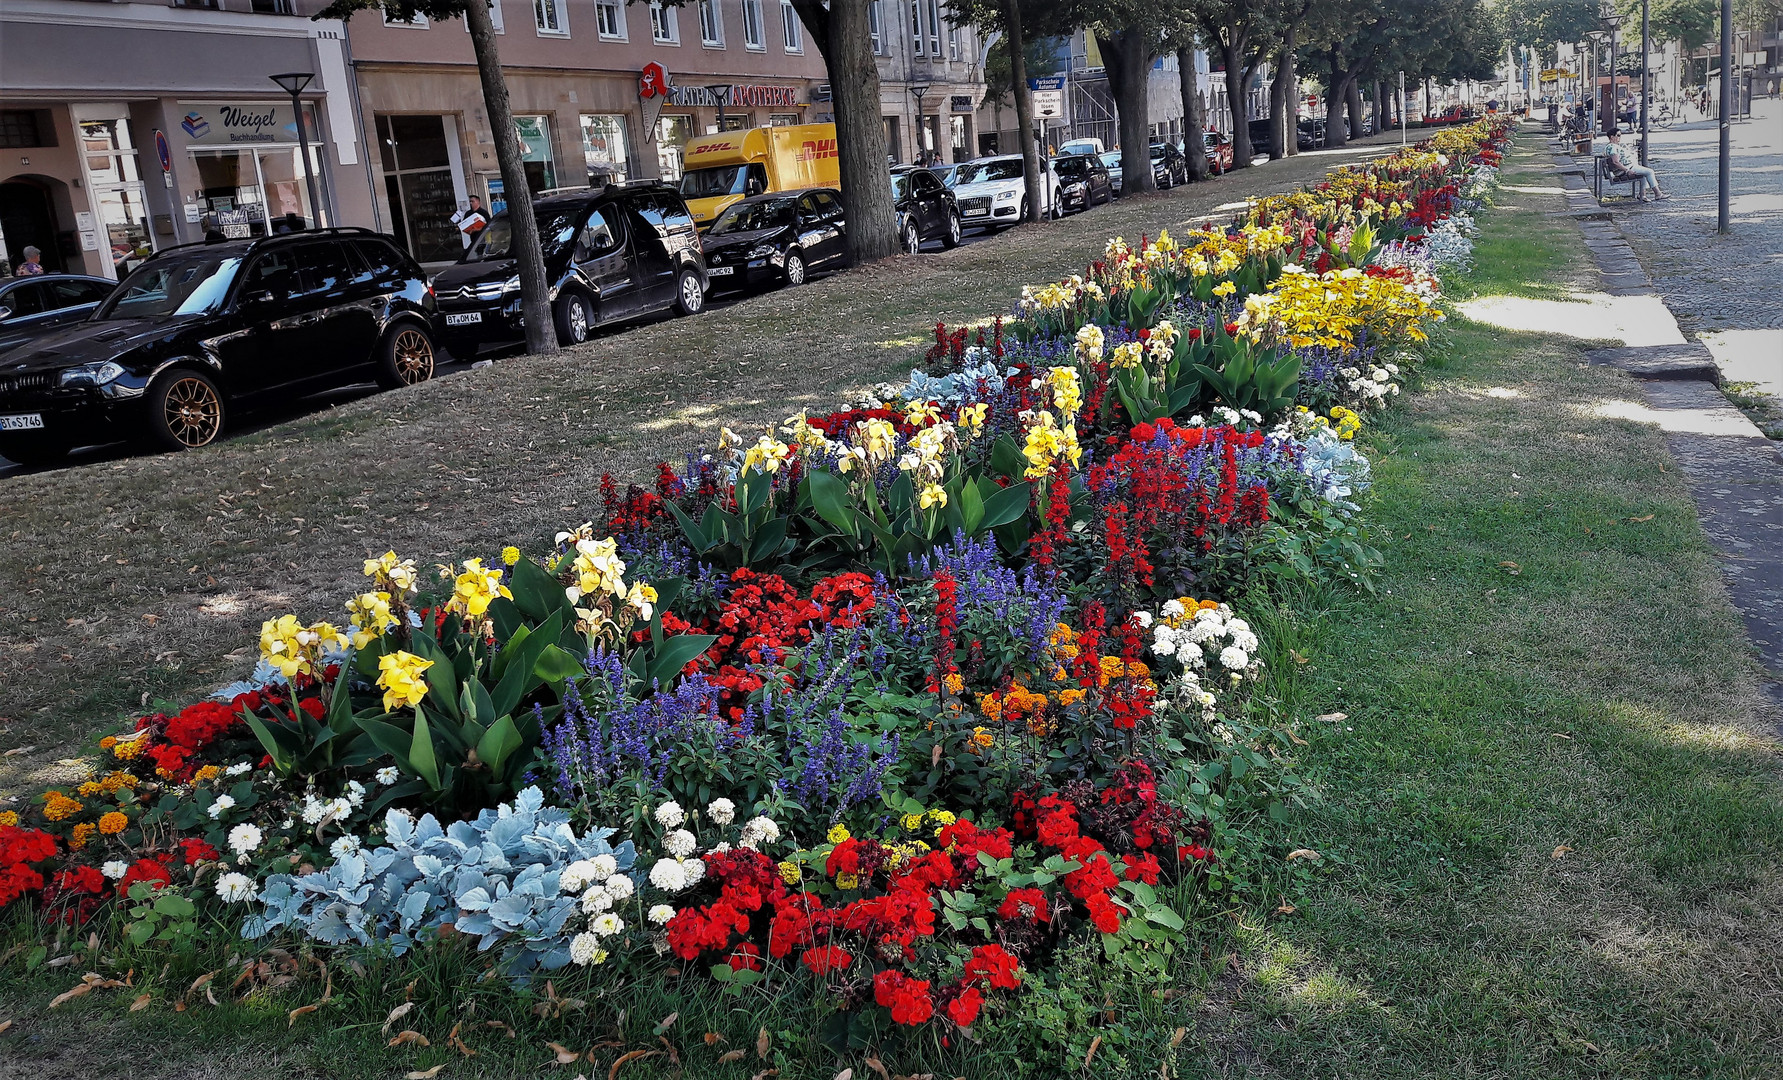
[[393, 328, 435, 384], [164, 376, 222, 447]]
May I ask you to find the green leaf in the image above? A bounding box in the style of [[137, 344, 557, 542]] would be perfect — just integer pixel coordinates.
[[409, 707, 442, 790], [805, 469, 858, 536], [957, 478, 985, 535], [1145, 905, 1186, 931], [737, 467, 772, 517], [533, 643, 583, 686], [128, 922, 154, 946], [475, 715, 525, 773], [241, 714, 294, 774], [977, 480, 1033, 532], [508, 555, 571, 622], [646, 634, 719, 690], [406, 633, 462, 722], [990, 434, 1027, 480], [153, 895, 196, 918], [663, 499, 712, 552], [747, 517, 790, 565]]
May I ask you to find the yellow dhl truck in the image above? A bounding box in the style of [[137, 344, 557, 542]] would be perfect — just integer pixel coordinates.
[[678, 123, 841, 229]]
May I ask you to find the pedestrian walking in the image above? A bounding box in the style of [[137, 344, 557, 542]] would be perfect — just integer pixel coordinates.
[[452, 195, 489, 249], [14, 245, 46, 276]]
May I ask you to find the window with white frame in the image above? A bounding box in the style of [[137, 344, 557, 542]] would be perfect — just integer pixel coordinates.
[[868, 0, 882, 53], [925, 0, 939, 54], [948, 22, 960, 60], [699, 0, 723, 45], [741, 0, 765, 49], [649, 1, 678, 41], [595, 0, 625, 38], [533, 0, 565, 35], [909, 0, 921, 54], [781, 0, 801, 51]]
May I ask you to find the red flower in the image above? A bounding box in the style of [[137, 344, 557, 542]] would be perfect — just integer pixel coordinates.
[[873, 969, 934, 1025], [179, 837, 221, 865], [1177, 843, 1211, 862], [800, 944, 852, 976], [962, 943, 1022, 990], [726, 942, 764, 972], [117, 856, 173, 897], [944, 986, 984, 1028], [997, 887, 1051, 924], [1084, 891, 1123, 934], [1121, 852, 1162, 885]]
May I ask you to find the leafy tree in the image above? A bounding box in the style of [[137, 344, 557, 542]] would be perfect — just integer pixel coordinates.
[[1622, 0, 1717, 50], [1197, 0, 1288, 167], [1502, 0, 1599, 60], [319, 0, 558, 355], [952, 0, 1072, 223]]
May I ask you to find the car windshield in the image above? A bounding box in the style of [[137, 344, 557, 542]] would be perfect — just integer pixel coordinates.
[[464, 209, 581, 263], [1099, 152, 1122, 168], [957, 160, 1024, 184], [709, 197, 797, 235], [891, 174, 912, 200], [94, 253, 241, 321], [680, 164, 765, 199], [1053, 157, 1093, 177], [1150, 145, 1170, 159]]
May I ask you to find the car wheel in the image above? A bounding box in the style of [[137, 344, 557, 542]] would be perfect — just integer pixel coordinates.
[[377, 322, 437, 389], [1018, 198, 1030, 223], [902, 219, 922, 254], [942, 211, 962, 249], [0, 432, 71, 467], [144, 367, 224, 451], [783, 250, 807, 287], [554, 290, 593, 346], [674, 267, 705, 316]]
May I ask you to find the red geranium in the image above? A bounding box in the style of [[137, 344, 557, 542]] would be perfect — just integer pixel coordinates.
[[962, 943, 1022, 990], [800, 944, 852, 976], [944, 985, 984, 1027], [997, 887, 1051, 924], [873, 969, 934, 1025]]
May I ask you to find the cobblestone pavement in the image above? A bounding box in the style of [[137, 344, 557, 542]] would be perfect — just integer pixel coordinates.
[[1612, 97, 1783, 336]]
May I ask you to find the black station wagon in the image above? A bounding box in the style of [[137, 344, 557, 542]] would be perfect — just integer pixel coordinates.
[[0, 228, 437, 464]]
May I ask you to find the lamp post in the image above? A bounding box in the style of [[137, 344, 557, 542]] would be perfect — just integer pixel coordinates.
[[1718, 0, 1731, 233], [269, 72, 322, 228], [704, 83, 730, 131], [910, 84, 930, 163], [1605, 12, 1621, 133], [1586, 31, 1607, 134], [1639, 0, 1651, 164]]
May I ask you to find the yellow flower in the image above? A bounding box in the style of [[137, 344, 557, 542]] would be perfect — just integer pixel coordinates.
[[826, 824, 851, 844], [917, 483, 948, 511], [0, 811, 17, 828], [78, 781, 102, 797], [98, 811, 128, 835], [900, 813, 925, 832], [778, 861, 802, 885], [925, 809, 956, 827], [625, 581, 659, 622], [943, 672, 964, 695], [377, 650, 434, 713], [967, 727, 994, 754], [98, 736, 117, 750], [858, 418, 899, 464], [1074, 323, 1105, 364], [957, 403, 988, 434], [193, 765, 221, 782], [108, 734, 145, 760], [43, 791, 82, 821], [364, 550, 419, 594], [741, 434, 793, 474], [259, 616, 346, 680], [1109, 341, 1145, 370], [69, 822, 95, 849], [905, 400, 942, 426], [1212, 281, 1237, 298], [569, 536, 627, 603], [448, 558, 513, 618], [835, 872, 860, 890], [501, 546, 522, 566], [346, 590, 398, 648]]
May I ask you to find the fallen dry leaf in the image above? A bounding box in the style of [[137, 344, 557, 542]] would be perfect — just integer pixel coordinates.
[[1285, 849, 1321, 862], [867, 1056, 893, 1080], [484, 1020, 516, 1038], [548, 1042, 581, 1065], [1170, 1026, 1186, 1048], [750, 1071, 780, 1080], [1315, 712, 1347, 723], [384, 1001, 416, 1035], [1287, 731, 1308, 746], [0, 1020, 10, 1035], [834, 1071, 853, 1080], [130, 993, 151, 1012], [758, 1026, 771, 1059], [1552, 845, 1573, 859], [608, 1049, 659, 1079], [718, 1049, 747, 1063], [1499, 560, 1521, 575], [48, 983, 93, 1009], [1085, 1035, 1102, 1068], [2, 746, 35, 757], [1551, 732, 1573, 740], [287, 1004, 319, 1026], [704, 1032, 727, 1046], [1628, 514, 1654, 523], [1276, 902, 1297, 915], [1290, 650, 1311, 665], [389, 1030, 431, 1048], [653, 1011, 679, 1035], [186, 970, 219, 998], [405, 1068, 446, 1079], [448, 1022, 476, 1058]]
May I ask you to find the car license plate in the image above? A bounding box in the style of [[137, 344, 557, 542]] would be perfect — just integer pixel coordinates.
[[0, 413, 44, 431], [708, 266, 733, 276], [444, 312, 482, 326], [964, 208, 989, 216]]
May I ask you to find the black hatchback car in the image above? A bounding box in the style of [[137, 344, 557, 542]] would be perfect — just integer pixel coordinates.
[[0, 229, 437, 465], [0, 274, 116, 356], [1051, 155, 1114, 212], [892, 169, 962, 253], [430, 183, 708, 355], [701, 187, 849, 292], [1150, 142, 1189, 188]]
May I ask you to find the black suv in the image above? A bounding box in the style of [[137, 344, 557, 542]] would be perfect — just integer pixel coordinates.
[[431, 183, 708, 354], [892, 169, 962, 253], [701, 187, 849, 292], [1150, 142, 1189, 188], [0, 229, 437, 465]]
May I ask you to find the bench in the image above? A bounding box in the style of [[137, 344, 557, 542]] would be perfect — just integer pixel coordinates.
[[1593, 155, 1643, 201]]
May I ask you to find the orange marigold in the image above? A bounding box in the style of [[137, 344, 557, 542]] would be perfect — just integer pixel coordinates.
[[193, 765, 221, 782], [77, 781, 103, 797], [101, 771, 140, 793], [43, 791, 82, 821], [99, 736, 118, 750], [69, 823, 97, 850], [98, 811, 129, 835], [0, 811, 17, 828]]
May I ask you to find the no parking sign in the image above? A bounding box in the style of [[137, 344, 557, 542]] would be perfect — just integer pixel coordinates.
[[154, 129, 172, 188]]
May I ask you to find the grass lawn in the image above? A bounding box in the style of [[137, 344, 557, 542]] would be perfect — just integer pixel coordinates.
[[1, 131, 1777, 1080]]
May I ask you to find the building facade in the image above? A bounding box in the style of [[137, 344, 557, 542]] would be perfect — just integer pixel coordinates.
[[865, 0, 988, 165], [0, 0, 372, 279]]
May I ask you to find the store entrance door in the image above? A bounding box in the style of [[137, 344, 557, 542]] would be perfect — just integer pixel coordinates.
[[0, 178, 65, 274]]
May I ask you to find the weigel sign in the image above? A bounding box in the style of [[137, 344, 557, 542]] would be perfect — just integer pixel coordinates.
[[176, 102, 311, 146]]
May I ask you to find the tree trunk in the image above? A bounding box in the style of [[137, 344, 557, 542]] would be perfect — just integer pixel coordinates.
[[1178, 44, 1209, 181], [1283, 46, 1298, 156], [1100, 30, 1156, 195], [465, 0, 556, 356], [1002, 0, 1044, 223], [1269, 31, 1296, 160], [1346, 77, 1365, 140], [1325, 51, 1351, 149], [1225, 38, 1252, 166], [791, 0, 899, 261]]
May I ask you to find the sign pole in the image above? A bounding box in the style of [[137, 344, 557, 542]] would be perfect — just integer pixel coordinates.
[[1399, 71, 1406, 145], [1718, 0, 1732, 233]]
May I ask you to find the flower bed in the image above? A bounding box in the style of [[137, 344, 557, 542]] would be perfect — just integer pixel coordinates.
[[2, 117, 1510, 1058]]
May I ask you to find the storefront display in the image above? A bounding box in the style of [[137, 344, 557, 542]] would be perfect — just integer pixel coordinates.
[[656, 114, 693, 180], [376, 113, 466, 265], [580, 114, 629, 185], [514, 115, 556, 194]]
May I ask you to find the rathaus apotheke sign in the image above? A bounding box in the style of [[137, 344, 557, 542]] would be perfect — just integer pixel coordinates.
[[664, 83, 799, 108]]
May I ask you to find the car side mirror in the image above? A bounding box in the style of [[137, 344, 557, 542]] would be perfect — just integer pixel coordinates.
[[242, 289, 277, 310], [0, 306, 11, 322]]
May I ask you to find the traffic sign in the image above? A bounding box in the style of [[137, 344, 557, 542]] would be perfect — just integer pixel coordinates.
[[1028, 75, 1066, 119]]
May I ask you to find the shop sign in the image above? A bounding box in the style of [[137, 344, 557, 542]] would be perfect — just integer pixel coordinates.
[[950, 95, 975, 113], [176, 102, 308, 146], [638, 64, 799, 109]]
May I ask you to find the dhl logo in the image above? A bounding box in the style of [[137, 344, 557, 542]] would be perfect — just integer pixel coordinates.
[[796, 138, 838, 162], [696, 139, 742, 152]]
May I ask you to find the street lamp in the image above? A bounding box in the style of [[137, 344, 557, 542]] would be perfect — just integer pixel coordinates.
[[910, 84, 930, 164], [1600, 7, 1624, 133], [1585, 31, 1608, 133], [1638, 0, 1651, 163], [704, 83, 731, 131], [269, 72, 322, 228]]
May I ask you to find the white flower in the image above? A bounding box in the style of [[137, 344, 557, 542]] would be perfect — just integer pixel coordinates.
[[739, 816, 780, 849], [589, 853, 618, 882], [561, 860, 599, 893], [225, 762, 252, 777], [1133, 611, 1154, 628], [215, 872, 256, 903], [1219, 646, 1250, 670], [1233, 630, 1260, 652], [1176, 641, 1205, 666], [580, 886, 615, 914], [654, 800, 686, 829], [569, 932, 608, 966], [648, 858, 689, 893], [323, 797, 352, 821], [664, 829, 697, 858], [648, 903, 676, 925], [681, 856, 706, 885], [591, 913, 624, 937], [227, 823, 263, 855], [706, 797, 736, 826], [1161, 600, 1186, 618], [207, 794, 236, 819], [603, 874, 635, 901], [102, 860, 129, 880], [329, 835, 362, 860], [1150, 638, 1178, 660], [375, 766, 400, 785], [709, 841, 731, 854], [345, 781, 367, 808], [300, 796, 327, 825]]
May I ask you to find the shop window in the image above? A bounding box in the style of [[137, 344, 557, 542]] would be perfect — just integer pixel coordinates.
[[698, 0, 722, 46], [534, 0, 567, 36], [0, 110, 53, 149], [656, 115, 693, 180], [649, 1, 678, 43], [948, 23, 960, 60], [868, 0, 882, 54], [768, 113, 799, 126], [595, 0, 624, 38], [513, 115, 558, 193], [781, 0, 802, 51], [373, 114, 462, 264], [383, 9, 428, 26], [925, 0, 939, 55], [909, 0, 921, 55], [580, 114, 629, 184], [741, 0, 764, 49]]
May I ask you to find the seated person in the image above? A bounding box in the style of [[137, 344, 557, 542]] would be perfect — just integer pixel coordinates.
[[1603, 132, 1666, 200]]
